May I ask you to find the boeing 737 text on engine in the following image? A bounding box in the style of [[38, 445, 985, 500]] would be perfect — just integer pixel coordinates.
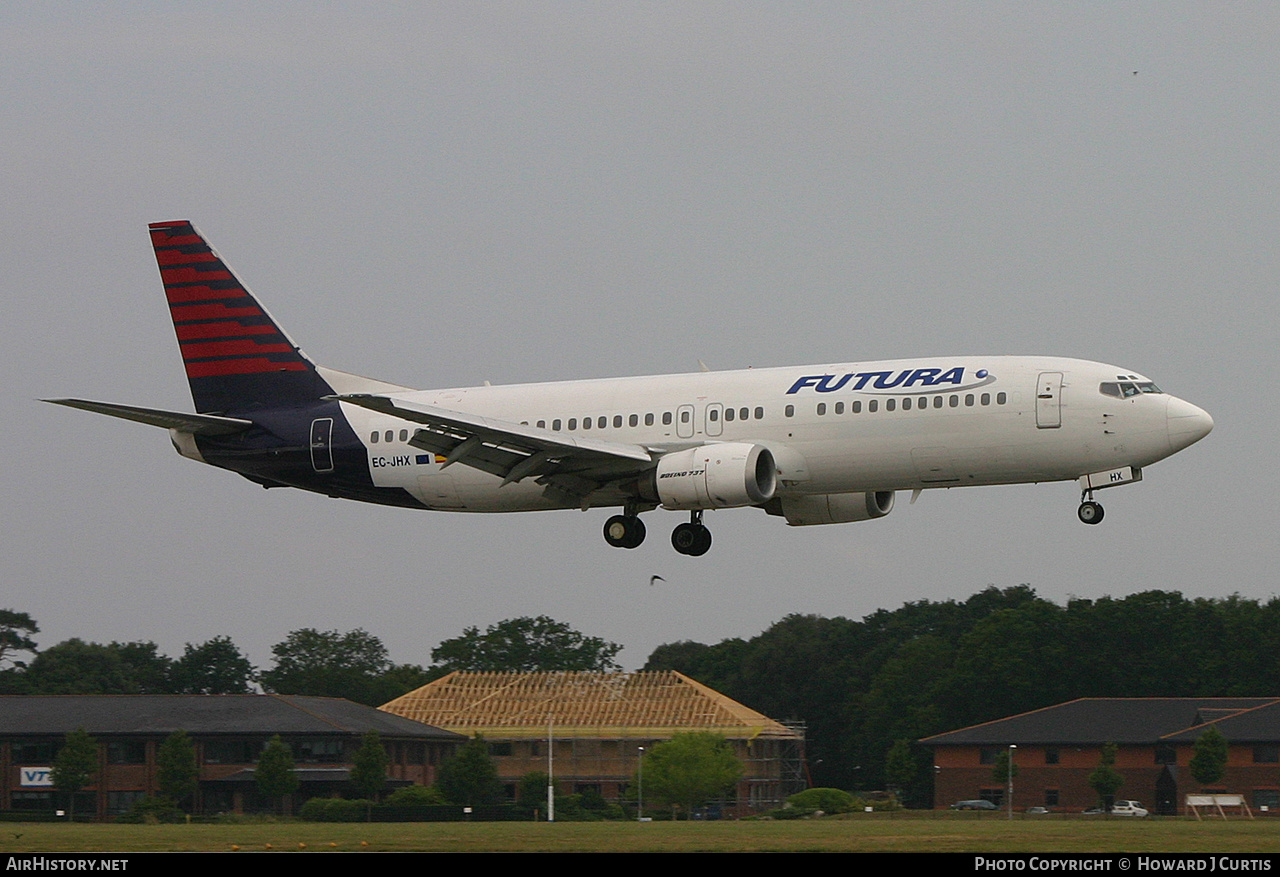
[[46, 221, 1214, 556]]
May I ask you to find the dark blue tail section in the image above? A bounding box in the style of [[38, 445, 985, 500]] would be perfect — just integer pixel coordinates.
[[149, 221, 333, 414]]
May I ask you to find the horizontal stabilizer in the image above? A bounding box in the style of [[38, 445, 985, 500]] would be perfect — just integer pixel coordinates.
[[43, 399, 254, 436]]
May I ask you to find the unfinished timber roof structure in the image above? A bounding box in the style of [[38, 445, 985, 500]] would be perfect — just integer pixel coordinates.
[[380, 671, 798, 741]]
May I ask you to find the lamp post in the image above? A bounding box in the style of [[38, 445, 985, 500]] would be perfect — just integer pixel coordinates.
[[1007, 744, 1017, 820], [637, 746, 645, 821]]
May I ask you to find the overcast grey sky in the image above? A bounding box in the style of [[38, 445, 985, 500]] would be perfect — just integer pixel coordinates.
[[5, 3, 1275, 674]]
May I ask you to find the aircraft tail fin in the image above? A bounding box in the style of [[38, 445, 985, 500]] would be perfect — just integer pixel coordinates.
[[149, 220, 332, 413]]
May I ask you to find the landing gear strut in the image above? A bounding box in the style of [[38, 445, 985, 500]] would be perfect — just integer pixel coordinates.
[[671, 511, 713, 556], [1077, 490, 1104, 525], [603, 513, 646, 549]]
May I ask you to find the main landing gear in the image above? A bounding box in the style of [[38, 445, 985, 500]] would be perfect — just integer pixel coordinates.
[[671, 511, 713, 557], [603, 510, 714, 555], [603, 513, 646, 549], [1077, 490, 1104, 525]]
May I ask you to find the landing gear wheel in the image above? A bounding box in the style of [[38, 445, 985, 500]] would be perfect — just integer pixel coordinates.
[[1077, 501, 1104, 525], [603, 514, 646, 549], [671, 522, 712, 556]]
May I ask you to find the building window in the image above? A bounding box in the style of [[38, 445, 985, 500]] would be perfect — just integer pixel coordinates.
[[1254, 745, 1279, 764], [1045, 748, 1059, 765], [1253, 789, 1280, 811], [488, 741, 513, 757], [1045, 789, 1059, 807], [1154, 745, 1176, 765], [106, 740, 147, 765]]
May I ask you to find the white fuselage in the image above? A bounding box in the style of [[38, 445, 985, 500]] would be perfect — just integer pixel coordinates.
[[341, 355, 1211, 514]]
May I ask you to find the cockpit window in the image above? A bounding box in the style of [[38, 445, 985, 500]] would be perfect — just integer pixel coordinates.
[[1100, 381, 1163, 398]]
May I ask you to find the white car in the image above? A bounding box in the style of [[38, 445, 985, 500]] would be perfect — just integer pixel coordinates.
[[1084, 800, 1149, 817]]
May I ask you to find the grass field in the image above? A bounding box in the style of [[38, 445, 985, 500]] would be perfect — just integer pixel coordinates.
[[1, 815, 1277, 853]]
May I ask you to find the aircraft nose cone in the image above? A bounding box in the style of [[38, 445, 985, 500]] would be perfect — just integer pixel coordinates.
[[1166, 396, 1213, 452]]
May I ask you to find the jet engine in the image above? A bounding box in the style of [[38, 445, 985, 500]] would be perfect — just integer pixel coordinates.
[[779, 491, 895, 526], [652, 443, 777, 510]]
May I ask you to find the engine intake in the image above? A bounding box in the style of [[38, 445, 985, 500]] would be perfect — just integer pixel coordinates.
[[654, 443, 777, 510]]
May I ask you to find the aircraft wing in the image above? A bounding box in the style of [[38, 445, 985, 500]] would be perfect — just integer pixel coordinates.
[[334, 394, 657, 500], [43, 399, 254, 436]]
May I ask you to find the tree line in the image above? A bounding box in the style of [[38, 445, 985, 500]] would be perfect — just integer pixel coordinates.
[[0, 614, 623, 706]]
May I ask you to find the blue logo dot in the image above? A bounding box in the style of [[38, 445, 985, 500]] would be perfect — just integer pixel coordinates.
[[976, 369, 988, 378]]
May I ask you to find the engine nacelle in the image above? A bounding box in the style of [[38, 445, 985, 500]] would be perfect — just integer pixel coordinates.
[[780, 491, 895, 526], [654, 443, 777, 511]]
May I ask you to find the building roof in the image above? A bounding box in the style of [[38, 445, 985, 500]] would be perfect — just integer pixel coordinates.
[[0, 695, 463, 740], [1161, 699, 1280, 744], [920, 698, 1280, 747], [380, 671, 800, 740]]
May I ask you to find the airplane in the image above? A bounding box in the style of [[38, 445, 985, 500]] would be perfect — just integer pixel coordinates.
[[46, 220, 1214, 556]]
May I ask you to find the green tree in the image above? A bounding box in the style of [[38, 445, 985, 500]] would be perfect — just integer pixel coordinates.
[[0, 610, 39, 669], [260, 628, 391, 705], [24, 639, 172, 694], [156, 730, 198, 810], [1088, 742, 1125, 812], [351, 732, 389, 820], [51, 728, 98, 821], [432, 616, 623, 673], [169, 636, 256, 694], [637, 732, 742, 819], [516, 771, 552, 815], [1190, 726, 1229, 787], [885, 739, 917, 802], [436, 735, 502, 807], [255, 735, 299, 814]]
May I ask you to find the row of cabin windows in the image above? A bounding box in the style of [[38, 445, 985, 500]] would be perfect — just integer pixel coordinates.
[[536, 406, 768, 433], [786, 392, 1007, 418], [367, 393, 1007, 444]]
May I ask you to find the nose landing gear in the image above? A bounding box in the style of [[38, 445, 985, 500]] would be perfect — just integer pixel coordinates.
[[1077, 490, 1104, 525]]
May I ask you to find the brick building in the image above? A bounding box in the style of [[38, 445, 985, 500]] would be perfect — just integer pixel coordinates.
[[1, 695, 464, 818], [921, 697, 1280, 814], [381, 670, 806, 816]]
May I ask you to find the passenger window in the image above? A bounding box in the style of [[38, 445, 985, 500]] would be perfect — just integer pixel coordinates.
[[582, 417, 591, 430], [852, 401, 861, 414], [553, 419, 562, 431], [902, 397, 912, 411], [384, 430, 394, 442], [965, 394, 975, 406], [663, 412, 672, 426], [934, 396, 943, 409], [370, 431, 379, 443], [537, 420, 546, 428], [709, 409, 719, 421], [997, 392, 1007, 405], [680, 410, 690, 423], [645, 413, 655, 426], [835, 401, 844, 414], [629, 414, 638, 427], [724, 408, 735, 422], [754, 407, 764, 420], [598, 416, 607, 429], [816, 403, 826, 415], [868, 400, 878, 413], [785, 404, 795, 417], [613, 415, 622, 428], [568, 418, 577, 430], [886, 399, 896, 412], [950, 395, 959, 408], [400, 430, 409, 441], [981, 393, 991, 405]]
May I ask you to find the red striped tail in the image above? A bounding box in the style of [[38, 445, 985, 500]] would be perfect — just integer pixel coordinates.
[[149, 221, 329, 413]]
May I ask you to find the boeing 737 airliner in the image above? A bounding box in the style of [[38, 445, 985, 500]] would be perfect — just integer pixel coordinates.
[[47, 221, 1213, 555]]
